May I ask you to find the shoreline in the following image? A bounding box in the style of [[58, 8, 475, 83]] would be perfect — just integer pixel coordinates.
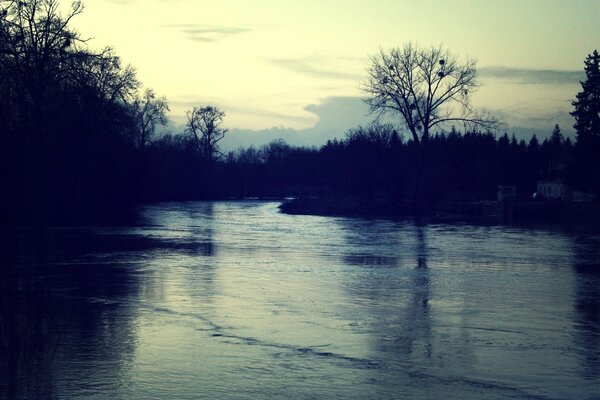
[[278, 196, 600, 232]]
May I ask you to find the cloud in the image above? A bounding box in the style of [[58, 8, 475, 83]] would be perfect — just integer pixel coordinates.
[[163, 24, 251, 42], [483, 100, 576, 140], [219, 96, 579, 150], [164, 95, 578, 151], [303, 96, 372, 130], [220, 96, 375, 150], [479, 67, 583, 85], [168, 97, 316, 128], [268, 55, 363, 81]]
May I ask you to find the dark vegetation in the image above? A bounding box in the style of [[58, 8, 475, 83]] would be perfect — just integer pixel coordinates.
[[1, 1, 599, 225], [214, 124, 574, 202]]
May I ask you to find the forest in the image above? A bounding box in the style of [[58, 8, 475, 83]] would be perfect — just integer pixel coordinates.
[[1, 0, 599, 225]]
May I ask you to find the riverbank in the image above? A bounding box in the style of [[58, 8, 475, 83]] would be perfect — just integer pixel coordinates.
[[279, 196, 600, 230]]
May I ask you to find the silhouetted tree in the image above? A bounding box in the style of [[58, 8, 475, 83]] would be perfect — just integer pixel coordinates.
[[0, 0, 86, 131], [343, 123, 399, 197], [0, 0, 146, 223], [571, 50, 600, 138], [362, 44, 499, 205], [132, 89, 169, 148], [569, 50, 600, 195], [540, 124, 567, 174], [528, 134, 540, 152], [75, 46, 139, 106], [550, 124, 564, 144], [0, 0, 139, 139], [185, 106, 228, 165]]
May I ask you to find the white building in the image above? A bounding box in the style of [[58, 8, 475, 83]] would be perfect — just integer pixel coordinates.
[[537, 180, 568, 200]]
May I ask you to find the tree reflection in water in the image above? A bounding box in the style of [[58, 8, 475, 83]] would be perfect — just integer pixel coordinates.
[[0, 228, 144, 400], [1, 203, 599, 399], [572, 235, 600, 379], [339, 220, 433, 366]]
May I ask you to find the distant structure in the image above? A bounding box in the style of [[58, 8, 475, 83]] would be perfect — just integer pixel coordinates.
[[536, 179, 594, 202], [572, 190, 594, 203], [537, 179, 568, 201], [497, 185, 517, 202]]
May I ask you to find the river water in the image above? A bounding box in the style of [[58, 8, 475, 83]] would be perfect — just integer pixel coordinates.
[[1, 201, 599, 399]]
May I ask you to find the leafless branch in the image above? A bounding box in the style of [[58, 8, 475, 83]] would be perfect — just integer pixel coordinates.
[[362, 43, 500, 148], [185, 105, 228, 163]]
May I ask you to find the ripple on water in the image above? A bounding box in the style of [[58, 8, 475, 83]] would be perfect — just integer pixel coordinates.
[[2, 201, 599, 399]]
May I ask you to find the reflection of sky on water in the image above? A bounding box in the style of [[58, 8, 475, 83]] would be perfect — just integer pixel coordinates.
[[1, 201, 599, 399]]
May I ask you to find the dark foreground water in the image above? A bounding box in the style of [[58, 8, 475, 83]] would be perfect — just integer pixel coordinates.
[[1, 201, 599, 399]]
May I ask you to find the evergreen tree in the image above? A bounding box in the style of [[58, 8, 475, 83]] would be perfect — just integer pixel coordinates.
[[571, 50, 600, 138], [550, 124, 564, 145], [528, 134, 540, 152], [569, 50, 600, 195], [543, 124, 566, 173]]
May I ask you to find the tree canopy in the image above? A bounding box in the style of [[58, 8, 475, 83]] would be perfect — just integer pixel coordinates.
[[569, 50, 600, 195], [185, 106, 228, 163], [571, 50, 600, 138], [362, 44, 499, 152]]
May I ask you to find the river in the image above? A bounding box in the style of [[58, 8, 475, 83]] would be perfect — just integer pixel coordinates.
[[1, 201, 599, 399]]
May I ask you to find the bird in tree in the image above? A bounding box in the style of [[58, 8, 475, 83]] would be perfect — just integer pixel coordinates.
[[362, 43, 499, 204], [0, 0, 87, 131], [363, 43, 498, 153], [0, 0, 140, 134]]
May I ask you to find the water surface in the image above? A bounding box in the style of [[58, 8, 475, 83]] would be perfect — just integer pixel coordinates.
[[1, 201, 599, 399]]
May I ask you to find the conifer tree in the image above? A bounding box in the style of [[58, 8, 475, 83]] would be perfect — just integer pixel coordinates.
[[569, 50, 600, 195], [571, 50, 600, 138]]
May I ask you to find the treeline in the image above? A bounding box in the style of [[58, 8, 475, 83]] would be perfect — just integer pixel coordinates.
[[139, 123, 576, 204], [0, 1, 231, 224], [0, 1, 140, 223], [1, 1, 598, 225]]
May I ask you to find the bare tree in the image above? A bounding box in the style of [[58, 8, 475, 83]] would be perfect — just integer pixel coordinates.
[[0, 0, 140, 132], [364, 44, 498, 149], [73, 46, 139, 105], [132, 89, 169, 148], [185, 106, 228, 165], [362, 43, 499, 203], [0, 0, 85, 121]]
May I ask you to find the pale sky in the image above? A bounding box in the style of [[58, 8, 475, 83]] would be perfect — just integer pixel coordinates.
[[72, 0, 600, 145]]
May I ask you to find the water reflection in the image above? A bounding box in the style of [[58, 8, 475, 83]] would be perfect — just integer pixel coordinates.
[[0, 276, 59, 398], [1, 203, 600, 399], [339, 220, 432, 364], [0, 228, 144, 400], [335, 216, 600, 397], [572, 235, 600, 378], [406, 224, 432, 359], [183, 202, 216, 257], [154, 203, 219, 302]]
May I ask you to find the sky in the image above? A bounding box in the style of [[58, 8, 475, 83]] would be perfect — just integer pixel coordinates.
[[72, 0, 600, 148]]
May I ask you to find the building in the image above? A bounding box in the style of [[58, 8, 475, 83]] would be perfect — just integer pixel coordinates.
[[537, 180, 569, 200], [536, 180, 594, 202]]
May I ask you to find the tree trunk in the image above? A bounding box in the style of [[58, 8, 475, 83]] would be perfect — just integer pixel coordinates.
[[413, 138, 428, 215]]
